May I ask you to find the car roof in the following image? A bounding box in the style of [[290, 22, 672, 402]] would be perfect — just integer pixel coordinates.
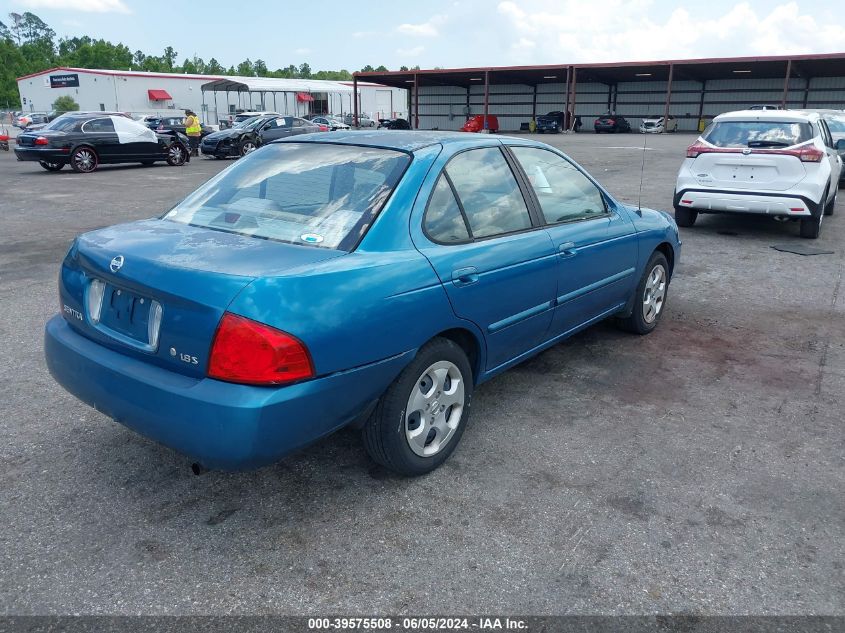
[[714, 109, 820, 123], [279, 130, 505, 152]]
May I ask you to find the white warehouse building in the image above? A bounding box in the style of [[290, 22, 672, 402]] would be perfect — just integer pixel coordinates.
[[16, 67, 407, 125]]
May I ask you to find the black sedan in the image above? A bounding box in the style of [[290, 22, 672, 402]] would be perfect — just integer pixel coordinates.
[[594, 113, 631, 133], [14, 112, 189, 173], [201, 115, 325, 159], [144, 115, 213, 138], [377, 118, 411, 130]]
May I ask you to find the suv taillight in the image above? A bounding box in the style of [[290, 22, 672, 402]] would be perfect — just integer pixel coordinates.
[[794, 142, 824, 162], [686, 140, 709, 158], [208, 313, 314, 386]]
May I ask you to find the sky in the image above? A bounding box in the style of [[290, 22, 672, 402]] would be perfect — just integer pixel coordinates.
[[1, 0, 843, 71]]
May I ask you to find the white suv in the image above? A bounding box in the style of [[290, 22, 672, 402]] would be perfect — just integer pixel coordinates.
[[674, 109, 842, 238]]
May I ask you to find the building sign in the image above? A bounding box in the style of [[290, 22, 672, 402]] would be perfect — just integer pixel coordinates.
[[50, 74, 80, 88]]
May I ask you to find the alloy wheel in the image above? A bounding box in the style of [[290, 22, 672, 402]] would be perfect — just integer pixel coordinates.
[[73, 148, 95, 172], [642, 264, 667, 324], [404, 360, 465, 457]]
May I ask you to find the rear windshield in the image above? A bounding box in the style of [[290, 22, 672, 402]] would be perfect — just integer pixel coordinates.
[[41, 116, 80, 132], [163, 142, 410, 250], [704, 121, 813, 148]]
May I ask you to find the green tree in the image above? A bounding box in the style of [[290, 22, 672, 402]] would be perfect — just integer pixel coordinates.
[[253, 59, 267, 76], [206, 57, 223, 74], [236, 59, 254, 76], [399, 65, 409, 71], [298, 62, 311, 78], [0, 19, 11, 41], [162, 45, 178, 71], [52, 95, 79, 112], [375, 65, 388, 71], [360, 64, 374, 73], [132, 50, 145, 67]]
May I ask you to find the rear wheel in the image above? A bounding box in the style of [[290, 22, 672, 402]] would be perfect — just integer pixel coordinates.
[[674, 206, 698, 227], [823, 187, 836, 216], [801, 188, 827, 238], [39, 160, 63, 172], [362, 337, 473, 476], [617, 252, 670, 335], [70, 146, 97, 173]]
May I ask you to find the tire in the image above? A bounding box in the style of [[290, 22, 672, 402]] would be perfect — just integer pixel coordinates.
[[823, 187, 836, 216], [800, 188, 827, 238], [69, 146, 98, 173], [674, 206, 698, 227], [240, 139, 257, 156], [362, 337, 473, 476], [617, 252, 670, 335], [39, 160, 63, 172], [166, 143, 187, 166]]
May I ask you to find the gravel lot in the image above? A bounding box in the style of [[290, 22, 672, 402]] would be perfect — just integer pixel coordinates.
[[1, 132, 843, 616]]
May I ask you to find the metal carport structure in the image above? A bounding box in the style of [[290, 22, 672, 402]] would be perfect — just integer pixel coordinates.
[[353, 53, 845, 132], [200, 77, 354, 125]]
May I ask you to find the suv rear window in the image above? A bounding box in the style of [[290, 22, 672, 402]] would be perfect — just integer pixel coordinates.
[[704, 121, 813, 148], [164, 143, 410, 250]]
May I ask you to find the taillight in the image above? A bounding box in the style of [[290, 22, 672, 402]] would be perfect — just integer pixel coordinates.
[[686, 140, 709, 158], [319, 124, 328, 132], [208, 312, 314, 386], [607, 118, 615, 124], [35, 136, 49, 145], [794, 143, 824, 163]]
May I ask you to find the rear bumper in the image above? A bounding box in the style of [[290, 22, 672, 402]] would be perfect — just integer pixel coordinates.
[[45, 315, 413, 470], [14, 147, 68, 162], [674, 188, 818, 217]]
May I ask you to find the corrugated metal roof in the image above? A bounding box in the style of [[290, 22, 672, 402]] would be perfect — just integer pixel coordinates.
[[201, 77, 354, 93]]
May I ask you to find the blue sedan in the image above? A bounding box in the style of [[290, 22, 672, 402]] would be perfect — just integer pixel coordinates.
[[44, 131, 681, 476]]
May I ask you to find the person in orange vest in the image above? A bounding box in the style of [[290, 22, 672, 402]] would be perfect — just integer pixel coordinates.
[[183, 109, 201, 156]]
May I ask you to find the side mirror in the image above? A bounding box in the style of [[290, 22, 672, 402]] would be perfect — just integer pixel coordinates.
[[836, 138, 845, 151]]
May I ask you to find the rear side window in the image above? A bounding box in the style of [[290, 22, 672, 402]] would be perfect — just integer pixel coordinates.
[[444, 147, 532, 238], [704, 121, 813, 148], [510, 147, 607, 224], [424, 176, 470, 243], [83, 118, 115, 133]]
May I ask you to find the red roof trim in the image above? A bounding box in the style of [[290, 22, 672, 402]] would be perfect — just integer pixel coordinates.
[[16, 66, 226, 82]]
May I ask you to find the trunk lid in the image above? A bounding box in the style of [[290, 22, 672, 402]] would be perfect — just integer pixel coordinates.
[[691, 152, 807, 191], [59, 219, 344, 378]]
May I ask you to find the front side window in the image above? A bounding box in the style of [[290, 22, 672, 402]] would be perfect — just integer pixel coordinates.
[[444, 147, 532, 238], [164, 143, 410, 250], [510, 147, 606, 224]]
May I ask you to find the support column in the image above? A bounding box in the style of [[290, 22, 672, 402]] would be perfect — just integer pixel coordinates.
[[697, 80, 707, 132], [563, 66, 571, 128], [532, 84, 537, 122], [663, 63, 674, 128], [353, 75, 359, 128], [414, 73, 420, 130], [607, 84, 613, 111], [781, 59, 793, 109], [803, 77, 811, 108], [568, 67, 578, 131], [483, 70, 490, 130], [611, 84, 618, 112], [213, 91, 218, 125]]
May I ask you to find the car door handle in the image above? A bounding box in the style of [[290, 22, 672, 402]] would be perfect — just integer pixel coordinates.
[[558, 242, 577, 258], [451, 267, 479, 286]]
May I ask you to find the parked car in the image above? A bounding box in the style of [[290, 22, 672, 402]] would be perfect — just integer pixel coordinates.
[[535, 111, 565, 133], [311, 115, 350, 131], [378, 118, 411, 130], [674, 109, 842, 238], [640, 115, 678, 133], [28, 110, 130, 133], [594, 113, 631, 133], [460, 115, 499, 133], [44, 131, 680, 476], [201, 115, 325, 158], [344, 113, 377, 127], [220, 111, 280, 129], [14, 112, 49, 129], [14, 112, 189, 173], [822, 113, 845, 186], [144, 115, 213, 138]]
